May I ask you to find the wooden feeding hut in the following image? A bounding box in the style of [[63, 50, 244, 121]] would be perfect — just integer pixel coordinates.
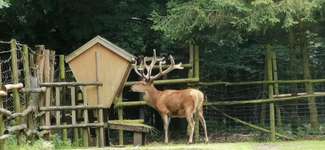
[[66, 35, 134, 108]]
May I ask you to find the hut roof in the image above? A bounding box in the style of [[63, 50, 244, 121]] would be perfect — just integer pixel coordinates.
[[66, 35, 134, 63]]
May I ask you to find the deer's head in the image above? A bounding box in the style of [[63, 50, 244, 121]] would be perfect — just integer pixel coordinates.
[[131, 50, 184, 93]]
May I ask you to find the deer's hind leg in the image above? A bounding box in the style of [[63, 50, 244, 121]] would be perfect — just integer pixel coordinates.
[[198, 107, 209, 143], [186, 113, 195, 144]]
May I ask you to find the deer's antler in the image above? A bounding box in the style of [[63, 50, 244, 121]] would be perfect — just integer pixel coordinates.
[[132, 49, 183, 81], [151, 55, 184, 80]]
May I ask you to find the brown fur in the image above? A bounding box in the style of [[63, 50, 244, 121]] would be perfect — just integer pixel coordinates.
[[131, 81, 208, 143]]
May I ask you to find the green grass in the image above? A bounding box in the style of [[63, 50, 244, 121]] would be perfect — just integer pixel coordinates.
[[67, 140, 325, 150]]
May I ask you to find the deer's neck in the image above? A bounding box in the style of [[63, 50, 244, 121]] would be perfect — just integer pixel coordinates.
[[143, 85, 161, 108]]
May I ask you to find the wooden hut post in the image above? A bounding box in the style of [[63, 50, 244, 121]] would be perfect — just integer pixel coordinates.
[[10, 39, 22, 144], [194, 45, 200, 142], [0, 63, 5, 150], [266, 45, 276, 141], [95, 52, 105, 147]]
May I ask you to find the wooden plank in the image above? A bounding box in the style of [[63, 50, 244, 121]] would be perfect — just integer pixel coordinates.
[[55, 87, 60, 125], [40, 123, 104, 130], [108, 124, 150, 133], [10, 39, 22, 144]]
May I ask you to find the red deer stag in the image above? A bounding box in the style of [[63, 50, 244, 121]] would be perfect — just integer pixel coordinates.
[[130, 50, 208, 144]]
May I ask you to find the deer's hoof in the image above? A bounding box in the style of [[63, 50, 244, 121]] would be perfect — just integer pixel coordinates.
[[204, 139, 209, 143]]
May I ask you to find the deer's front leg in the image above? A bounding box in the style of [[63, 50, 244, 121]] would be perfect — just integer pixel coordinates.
[[161, 114, 170, 143]]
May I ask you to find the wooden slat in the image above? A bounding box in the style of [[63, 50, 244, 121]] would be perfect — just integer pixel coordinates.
[[82, 91, 89, 147], [70, 87, 79, 145], [108, 124, 150, 133], [55, 87, 60, 125], [45, 87, 51, 126]]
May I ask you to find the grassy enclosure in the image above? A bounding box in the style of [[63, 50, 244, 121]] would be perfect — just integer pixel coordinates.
[[2, 38, 325, 149], [2, 1, 325, 150]]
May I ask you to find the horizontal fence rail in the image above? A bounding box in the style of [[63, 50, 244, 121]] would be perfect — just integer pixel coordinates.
[[39, 82, 103, 87], [199, 79, 325, 86]]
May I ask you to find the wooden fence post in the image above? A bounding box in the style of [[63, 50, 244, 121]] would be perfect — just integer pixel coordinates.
[[10, 39, 22, 144], [0, 63, 5, 150], [59, 55, 69, 143], [194, 45, 200, 142], [272, 51, 282, 127], [266, 45, 276, 141], [117, 95, 124, 145], [23, 44, 37, 141]]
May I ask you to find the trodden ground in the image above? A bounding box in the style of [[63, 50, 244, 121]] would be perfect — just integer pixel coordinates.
[[65, 140, 325, 150]]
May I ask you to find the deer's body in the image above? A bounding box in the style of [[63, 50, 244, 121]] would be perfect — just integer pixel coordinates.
[[131, 50, 208, 143], [132, 82, 208, 143]]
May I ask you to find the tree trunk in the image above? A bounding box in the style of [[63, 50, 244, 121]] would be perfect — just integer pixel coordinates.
[[301, 30, 320, 130]]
